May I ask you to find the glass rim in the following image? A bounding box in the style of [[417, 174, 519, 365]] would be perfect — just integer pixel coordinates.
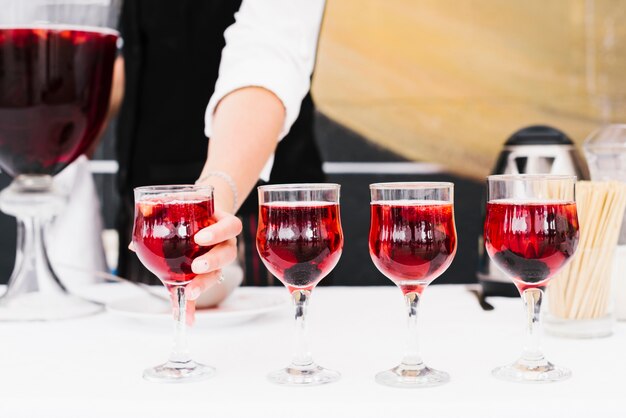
[[584, 142, 626, 149], [0, 24, 121, 36], [134, 184, 214, 193], [369, 181, 454, 190], [257, 183, 340, 191], [487, 174, 577, 182], [587, 123, 626, 131]]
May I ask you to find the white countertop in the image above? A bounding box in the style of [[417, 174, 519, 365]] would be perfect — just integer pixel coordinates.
[[0, 284, 623, 418]]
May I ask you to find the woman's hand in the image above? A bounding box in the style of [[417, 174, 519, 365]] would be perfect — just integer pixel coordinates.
[[128, 208, 242, 324], [183, 209, 242, 324]]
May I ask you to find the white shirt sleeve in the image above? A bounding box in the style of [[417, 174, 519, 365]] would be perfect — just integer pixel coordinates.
[[204, 0, 326, 181]]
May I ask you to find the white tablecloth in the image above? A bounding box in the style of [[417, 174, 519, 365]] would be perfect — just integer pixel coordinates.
[[0, 285, 623, 418]]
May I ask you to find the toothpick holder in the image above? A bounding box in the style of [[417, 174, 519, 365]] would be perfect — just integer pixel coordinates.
[[545, 181, 626, 338]]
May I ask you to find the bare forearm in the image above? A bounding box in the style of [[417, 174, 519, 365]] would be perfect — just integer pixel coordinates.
[[109, 56, 125, 117], [86, 56, 125, 157], [198, 87, 285, 213]]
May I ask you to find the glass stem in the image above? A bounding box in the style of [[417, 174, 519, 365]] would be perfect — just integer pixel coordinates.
[[402, 291, 424, 367], [291, 289, 313, 367], [520, 287, 545, 363], [169, 285, 191, 365], [1, 210, 65, 300]]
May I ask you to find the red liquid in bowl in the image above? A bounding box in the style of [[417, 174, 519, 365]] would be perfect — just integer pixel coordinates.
[[0, 27, 118, 176], [369, 201, 457, 294], [133, 195, 214, 285], [257, 202, 343, 293], [484, 201, 579, 291]]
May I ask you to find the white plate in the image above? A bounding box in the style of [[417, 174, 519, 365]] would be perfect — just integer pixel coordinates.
[[106, 288, 289, 328]]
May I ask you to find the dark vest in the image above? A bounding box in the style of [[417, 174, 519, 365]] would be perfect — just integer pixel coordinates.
[[116, 0, 324, 281]]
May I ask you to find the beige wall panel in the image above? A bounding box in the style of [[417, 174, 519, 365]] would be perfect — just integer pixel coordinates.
[[312, 0, 626, 178]]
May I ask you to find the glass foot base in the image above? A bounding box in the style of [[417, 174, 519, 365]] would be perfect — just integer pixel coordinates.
[[143, 360, 215, 383], [0, 292, 102, 321], [492, 359, 571, 383], [268, 363, 340, 386], [376, 364, 450, 388]]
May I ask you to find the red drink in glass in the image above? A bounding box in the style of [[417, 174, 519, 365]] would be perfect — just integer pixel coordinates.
[[256, 184, 343, 386], [483, 175, 579, 383], [369, 202, 457, 294], [369, 183, 456, 388], [133, 194, 215, 285], [133, 185, 215, 382], [257, 202, 343, 292], [484, 201, 579, 291], [0, 27, 118, 176]]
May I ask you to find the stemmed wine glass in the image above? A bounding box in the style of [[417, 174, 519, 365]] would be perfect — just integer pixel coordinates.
[[133, 185, 215, 382], [483, 174, 579, 382], [0, 0, 120, 320], [369, 182, 457, 388], [256, 184, 343, 386]]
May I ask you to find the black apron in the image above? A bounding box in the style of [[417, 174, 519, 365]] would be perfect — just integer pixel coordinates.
[[116, 0, 325, 284]]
